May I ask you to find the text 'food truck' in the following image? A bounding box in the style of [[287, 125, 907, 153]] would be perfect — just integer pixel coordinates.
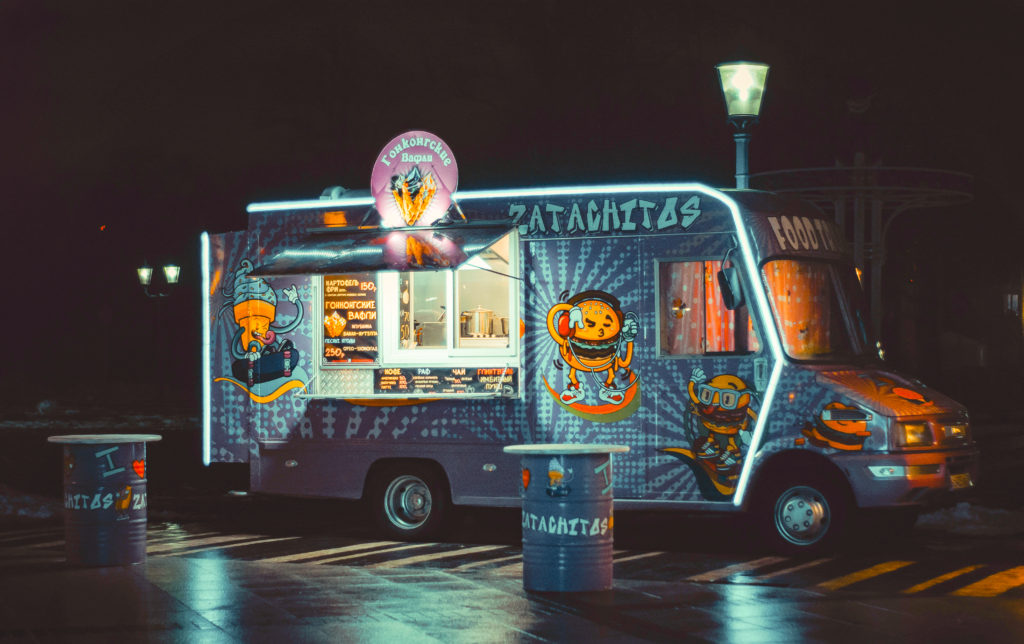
[[201, 131, 978, 551]]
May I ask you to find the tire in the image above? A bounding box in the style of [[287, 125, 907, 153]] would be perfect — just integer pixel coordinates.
[[757, 472, 849, 554], [369, 463, 450, 540]]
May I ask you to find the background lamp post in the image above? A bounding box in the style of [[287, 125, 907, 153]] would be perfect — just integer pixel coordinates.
[[137, 262, 180, 297], [716, 61, 769, 189]]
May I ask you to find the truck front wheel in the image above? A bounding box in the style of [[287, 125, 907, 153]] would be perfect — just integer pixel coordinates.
[[757, 473, 849, 553], [369, 463, 450, 540]]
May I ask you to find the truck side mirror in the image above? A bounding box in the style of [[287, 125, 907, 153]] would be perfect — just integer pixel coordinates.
[[717, 266, 744, 310]]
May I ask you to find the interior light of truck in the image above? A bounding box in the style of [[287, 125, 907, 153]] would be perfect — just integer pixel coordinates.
[[896, 422, 933, 447], [868, 465, 906, 478], [942, 424, 968, 442]]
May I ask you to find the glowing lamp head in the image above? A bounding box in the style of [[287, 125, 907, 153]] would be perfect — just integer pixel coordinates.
[[137, 265, 153, 286], [163, 264, 181, 285], [716, 61, 769, 120]]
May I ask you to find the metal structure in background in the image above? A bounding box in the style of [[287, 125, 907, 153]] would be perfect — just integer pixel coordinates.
[[716, 61, 770, 190], [751, 158, 974, 338]]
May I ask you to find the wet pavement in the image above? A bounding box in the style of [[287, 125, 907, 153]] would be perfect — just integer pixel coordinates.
[[2, 521, 1024, 643]]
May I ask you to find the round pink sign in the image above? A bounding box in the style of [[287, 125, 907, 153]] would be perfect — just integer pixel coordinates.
[[371, 131, 458, 228]]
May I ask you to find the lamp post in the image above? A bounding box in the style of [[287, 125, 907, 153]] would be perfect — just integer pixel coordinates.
[[137, 262, 180, 298], [716, 61, 770, 189]]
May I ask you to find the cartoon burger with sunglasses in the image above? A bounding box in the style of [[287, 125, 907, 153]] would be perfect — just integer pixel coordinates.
[[688, 367, 758, 474]]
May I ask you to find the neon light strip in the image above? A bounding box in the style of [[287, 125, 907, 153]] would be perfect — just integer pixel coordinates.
[[200, 232, 211, 466], [247, 182, 733, 212], [713, 192, 786, 508]]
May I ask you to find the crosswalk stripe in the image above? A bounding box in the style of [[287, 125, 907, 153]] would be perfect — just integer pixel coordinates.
[[817, 560, 914, 591], [367, 544, 508, 569], [614, 551, 666, 565], [314, 542, 437, 565], [147, 534, 263, 553], [753, 558, 833, 581], [950, 566, 1024, 597], [902, 565, 984, 594], [686, 557, 788, 582], [152, 536, 302, 556], [450, 553, 522, 572], [260, 541, 398, 564]]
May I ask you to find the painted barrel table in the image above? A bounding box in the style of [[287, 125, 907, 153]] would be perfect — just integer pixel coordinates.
[[503, 444, 629, 592], [47, 434, 161, 566]]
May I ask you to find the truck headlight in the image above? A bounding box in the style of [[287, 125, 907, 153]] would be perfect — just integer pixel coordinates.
[[896, 422, 933, 447], [942, 423, 968, 443]]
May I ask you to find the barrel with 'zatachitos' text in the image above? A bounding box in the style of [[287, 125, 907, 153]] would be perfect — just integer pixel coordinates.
[[504, 444, 629, 592], [48, 434, 161, 566]]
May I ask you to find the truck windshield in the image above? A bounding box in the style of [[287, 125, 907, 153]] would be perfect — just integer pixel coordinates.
[[762, 259, 873, 362]]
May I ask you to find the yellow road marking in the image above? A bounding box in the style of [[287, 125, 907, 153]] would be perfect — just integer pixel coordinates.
[[754, 558, 833, 581], [951, 566, 1024, 597], [902, 565, 984, 594], [451, 553, 522, 572], [152, 536, 302, 556], [817, 560, 914, 590], [314, 542, 436, 565], [614, 551, 666, 565], [686, 557, 788, 582], [261, 541, 397, 564], [368, 544, 508, 569]]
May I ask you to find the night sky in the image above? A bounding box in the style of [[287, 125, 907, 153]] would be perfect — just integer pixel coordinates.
[[2, 1, 1021, 409]]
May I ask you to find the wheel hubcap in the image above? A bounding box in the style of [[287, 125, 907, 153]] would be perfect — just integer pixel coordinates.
[[384, 475, 432, 530], [774, 485, 830, 546]]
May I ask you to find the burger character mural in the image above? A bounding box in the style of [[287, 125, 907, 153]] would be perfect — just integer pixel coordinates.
[[545, 290, 640, 413]]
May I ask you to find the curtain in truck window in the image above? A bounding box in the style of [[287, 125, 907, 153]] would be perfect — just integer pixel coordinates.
[[659, 260, 759, 356]]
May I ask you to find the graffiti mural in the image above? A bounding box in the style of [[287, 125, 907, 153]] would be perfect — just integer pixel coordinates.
[[213, 258, 309, 402], [662, 367, 759, 500]]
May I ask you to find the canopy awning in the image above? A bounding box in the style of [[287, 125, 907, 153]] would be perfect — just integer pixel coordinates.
[[250, 223, 513, 276]]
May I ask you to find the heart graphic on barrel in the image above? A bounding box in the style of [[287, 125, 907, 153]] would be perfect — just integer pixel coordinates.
[[132, 460, 145, 478]]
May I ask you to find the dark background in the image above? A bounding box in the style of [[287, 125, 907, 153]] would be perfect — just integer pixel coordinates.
[[1, 0, 1021, 415]]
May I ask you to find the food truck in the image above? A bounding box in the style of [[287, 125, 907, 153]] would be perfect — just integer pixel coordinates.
[[201, 131, 978, 551]]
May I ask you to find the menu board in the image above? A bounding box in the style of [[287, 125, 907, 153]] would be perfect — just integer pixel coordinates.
[[374, 367, 517, 396], [323, 274, 378, 363]]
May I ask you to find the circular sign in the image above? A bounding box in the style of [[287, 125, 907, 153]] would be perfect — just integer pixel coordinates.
[[371, 130, 458, 228]]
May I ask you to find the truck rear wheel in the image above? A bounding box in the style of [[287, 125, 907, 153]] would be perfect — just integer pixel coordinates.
[[757, 472, 849, 553], [369, 463, 449, 540]]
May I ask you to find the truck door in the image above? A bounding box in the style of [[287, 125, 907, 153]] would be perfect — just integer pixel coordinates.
[[641, 234, 766, 504], [522, 235, 649, 499]]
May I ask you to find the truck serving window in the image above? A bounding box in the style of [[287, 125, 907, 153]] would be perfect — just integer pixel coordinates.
[[397, 233, 514, 354], [762, 259, 870, 361], [657, 260, 760, 356]]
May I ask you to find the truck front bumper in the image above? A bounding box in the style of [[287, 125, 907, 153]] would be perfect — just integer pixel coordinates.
[[836, 447, 979, 509]]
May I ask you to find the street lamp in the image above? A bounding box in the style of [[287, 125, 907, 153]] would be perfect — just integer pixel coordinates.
[[716, 61, 770, 189], [137, 262, 180, 297]]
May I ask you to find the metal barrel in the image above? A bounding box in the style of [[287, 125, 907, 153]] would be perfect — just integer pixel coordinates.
[[517, 451, 618, 592], [53, 436, 158, 566]]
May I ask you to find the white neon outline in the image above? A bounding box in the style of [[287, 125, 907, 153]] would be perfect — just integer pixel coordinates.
[[200, 232, 211, 466], [244, 182, 787, 505]]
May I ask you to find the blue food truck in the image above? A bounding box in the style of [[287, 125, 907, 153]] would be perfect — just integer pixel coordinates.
[[201, 134, 977, 552]]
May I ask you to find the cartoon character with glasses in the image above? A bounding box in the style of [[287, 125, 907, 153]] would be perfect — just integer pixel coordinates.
[[687, 367, 758, 474]]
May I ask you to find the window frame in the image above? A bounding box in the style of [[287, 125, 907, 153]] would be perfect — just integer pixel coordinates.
[[654, 257, 763, 359]]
